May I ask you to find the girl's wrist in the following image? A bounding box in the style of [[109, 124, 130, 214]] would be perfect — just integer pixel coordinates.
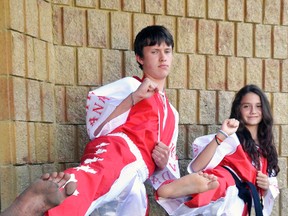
[[219, 129, 229, 138], [216, 132, 227, 141]]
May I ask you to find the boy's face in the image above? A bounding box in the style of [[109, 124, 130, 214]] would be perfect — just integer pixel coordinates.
[[136, 42, 173, 81]]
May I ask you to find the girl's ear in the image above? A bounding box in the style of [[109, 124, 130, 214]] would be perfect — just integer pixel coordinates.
[[136, 55, 144, 66]]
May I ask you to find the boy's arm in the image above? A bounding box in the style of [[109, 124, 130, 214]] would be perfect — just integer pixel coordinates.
[[93, 77, 159, 136]]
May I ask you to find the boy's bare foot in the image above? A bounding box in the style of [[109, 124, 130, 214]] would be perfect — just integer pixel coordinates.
[[157, 172, 219, 199], [0, 172, 77, 216]]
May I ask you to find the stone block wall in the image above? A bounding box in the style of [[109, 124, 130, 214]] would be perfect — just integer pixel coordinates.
[[0, 0, 288, 215]]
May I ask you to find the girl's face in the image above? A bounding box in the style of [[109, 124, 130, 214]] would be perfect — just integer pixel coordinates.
[[240, 92, 263, 127]]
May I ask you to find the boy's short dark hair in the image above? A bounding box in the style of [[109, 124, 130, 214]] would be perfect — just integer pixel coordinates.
[[134, 25, 174, 69]]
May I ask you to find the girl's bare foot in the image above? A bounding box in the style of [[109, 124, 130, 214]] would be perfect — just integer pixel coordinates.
[[157, 172, 219, 199], [1, 172, 77, 216]]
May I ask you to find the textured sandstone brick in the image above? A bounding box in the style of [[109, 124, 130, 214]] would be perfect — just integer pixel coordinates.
[[53, 0, 71, 5], [283, 0, 288, 25], [218, 91, 235, 123], [77, 48, 101, 86], [27, 79, 41, 121], [227, 0, 244, 21], [35, 123, 50, 162], [63, 7, 86, 46], [38, 0, 53, 42], [102, 49, 122, 85], [177, 18, 196, 53], [0, 31, 11, 74], [148, 196, 168, 215], [227, 57, 244, 91], [0, 166, 16, 209], [255, 25, 272, 58], [178, 160, 190, 176], [246, 58, 263, 88], [271, 196, 280, 216], [282, 60, 288, 92], [187, 0, 205, 18], [87, 10, 108, 48], [0, 77, 10, 120], [0, 122, 14, 164], [218, 21, 234, 56], [188, 54, 206, 89], [55, 46, 75, 85], [47, 43, 56, 83], [100, 0, 120, 10], [29, 165, 43, 182], [124, 51, 142, 78], [41, 82, 54, 122], [178, 89, 197, 124], [26, 36, 35, 79], [245, 0, 262, 23], [273, 26, 288, 59], [280, 187, 288, 214], [66, 86, 87, 124], [11, 31, 26, 77], [167, 0, 184, 16], [14, 121, 28, 164], [280, 125, 288, 157], [187, 125, 205, 158], [207, 56, 225, 90], [12, 77, 27, 120], [176, 125, 187, 159], [168, 53, 187, 88], [273, 124, 280, 152], [25, 0, 39, 37], [273, 93, 288, 124], [77, 125, 90, 159], [27, 122, 36, 163], [34, 39, 48, 81], [199, 90, 216, 124], [277, 158, 287, 190], [111, 12, 131, 50], [144, 0, 164, 14], [7, 0, 25, 31], [155, 16, 176, 40], [0, 0, 6, 28], [208, 0, 225, 20], [55, 124, 76, 162], [165, 89, 178, 114], [133, 14, 153, 39], [123, 0, 141, 12], [237, 23, 253, 57], [55, 86, 66, 123], [264, 59, 280, 92], [48, 124, 55, 162], [42, 163, 62, 174], [75, 0, 97, 8], [198, 19, 216, 55], [265, 92, 272, 107], [15, 166, 30, 195], [264, 0, 280, 25], [207, 124, 220, 134], [52, 5, 63, 45]]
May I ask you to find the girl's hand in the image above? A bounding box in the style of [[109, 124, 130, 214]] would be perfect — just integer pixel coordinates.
[[256, 171, 269, 191], [220, 118, 239, 136]]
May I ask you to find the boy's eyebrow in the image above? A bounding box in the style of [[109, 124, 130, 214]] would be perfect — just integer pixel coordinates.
[[150, 47, 172, 50]]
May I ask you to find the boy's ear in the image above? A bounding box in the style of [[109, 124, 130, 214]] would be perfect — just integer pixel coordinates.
[[136, 55, 144, 65]]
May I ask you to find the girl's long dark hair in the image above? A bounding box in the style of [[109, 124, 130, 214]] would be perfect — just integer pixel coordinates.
[[229, 84, 280, 177]]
